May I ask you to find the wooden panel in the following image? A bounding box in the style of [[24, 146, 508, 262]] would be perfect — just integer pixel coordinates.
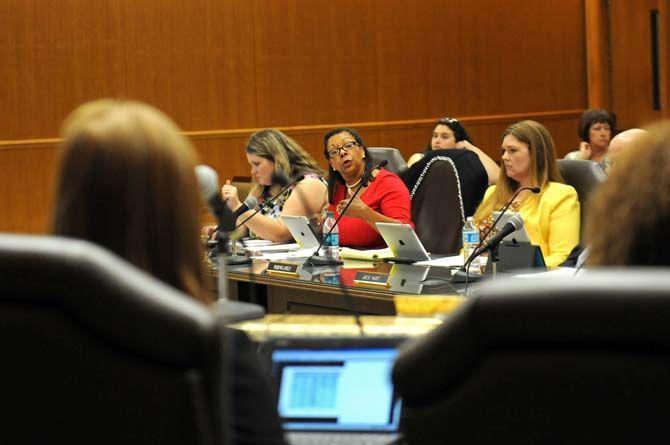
[[610, 0, 669, 128], [251, 0, 378, 126], [375, 0, 587, 119], [0, 1, 589, 233], [0, 144, 59, 233], [0, 0, 126, 139], [120, 0, 257, 130]]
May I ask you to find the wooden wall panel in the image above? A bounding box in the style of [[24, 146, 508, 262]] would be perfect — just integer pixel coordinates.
[[374, 0, 586, 119], [610, 0, 669, 128], [0, 0, 588, 233]]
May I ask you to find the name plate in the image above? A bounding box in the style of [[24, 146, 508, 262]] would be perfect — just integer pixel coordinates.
[[353, 271, 390, 288], [267, 261, 301, 277]]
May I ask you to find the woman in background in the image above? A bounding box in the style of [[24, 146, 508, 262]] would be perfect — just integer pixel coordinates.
[[220, 129, 327, 242], [407, 117, 500, 185], [52, 99, 285, 445], [324, 127, 412, 248], [473, 120, 580, 268], [565, 108, 616, 171], [586, 123, 670, 265]]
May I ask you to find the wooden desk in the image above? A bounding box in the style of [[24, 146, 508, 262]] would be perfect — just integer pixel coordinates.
[[206, 258, 465, 315]]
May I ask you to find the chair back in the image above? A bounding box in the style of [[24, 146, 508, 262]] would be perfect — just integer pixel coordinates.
[[409, 156, 464, 254], [0, 234, 229, 445], [557, 159, 607, 241], [368, 147, 408, 175], [393, 269, 670, 444]]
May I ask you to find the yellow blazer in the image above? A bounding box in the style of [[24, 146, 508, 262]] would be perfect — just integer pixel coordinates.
[[482, 182, 580, 268]]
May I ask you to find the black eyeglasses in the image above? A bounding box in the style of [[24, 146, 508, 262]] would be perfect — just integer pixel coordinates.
[[327, 141, 359, 158]]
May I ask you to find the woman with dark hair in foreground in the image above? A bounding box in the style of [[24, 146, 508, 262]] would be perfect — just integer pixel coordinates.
[[53, 99, 285, 445]]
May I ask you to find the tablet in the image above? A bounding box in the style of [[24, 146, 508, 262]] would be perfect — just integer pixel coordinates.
[[376, 223, 431, 262], [281, 215, 321, 249], [492, 211, 530, 243]]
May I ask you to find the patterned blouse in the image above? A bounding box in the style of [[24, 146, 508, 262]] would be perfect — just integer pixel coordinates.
[[249, 172, 326, 239]]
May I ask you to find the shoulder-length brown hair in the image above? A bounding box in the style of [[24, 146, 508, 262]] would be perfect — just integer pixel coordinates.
[[474, 120, 564, 221], [586, 123, 670, 265], [245, 129, 324, 198], [52, 99, 209, 303]]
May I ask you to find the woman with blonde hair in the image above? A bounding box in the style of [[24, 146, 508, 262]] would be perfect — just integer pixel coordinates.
[[586, 123, 670, 266], [473, 120, 580, 268], [53, 99, 285, 444], [220, 129, 327, 242]]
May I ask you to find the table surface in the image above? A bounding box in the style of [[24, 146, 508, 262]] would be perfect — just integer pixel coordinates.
[[219, 257, 469, 296]]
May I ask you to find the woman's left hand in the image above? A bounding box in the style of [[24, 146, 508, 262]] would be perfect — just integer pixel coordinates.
[[336, 196, 370, 219]]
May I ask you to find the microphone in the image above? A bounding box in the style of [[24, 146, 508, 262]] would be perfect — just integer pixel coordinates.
[[470, 214, 524, 258], [195, 165, 236, 232], [306, 160, 386, 266], [233, 195, 259, 218], [452, 185, 540, 284]]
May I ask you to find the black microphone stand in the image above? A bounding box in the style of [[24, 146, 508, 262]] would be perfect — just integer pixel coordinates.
[[305, 169, 375, 267], [210, 176, 305, 266], [451, 186, 540, 284]]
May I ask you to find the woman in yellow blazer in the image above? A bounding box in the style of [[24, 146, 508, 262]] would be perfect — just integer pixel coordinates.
[[473, 120, 580, 268]]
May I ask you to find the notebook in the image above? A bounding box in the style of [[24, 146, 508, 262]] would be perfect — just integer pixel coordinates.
[[264, 337, 404, 445]]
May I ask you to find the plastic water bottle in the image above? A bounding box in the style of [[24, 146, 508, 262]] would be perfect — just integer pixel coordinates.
[[322, 211, 340, 259], [462, 217, 480, 270]]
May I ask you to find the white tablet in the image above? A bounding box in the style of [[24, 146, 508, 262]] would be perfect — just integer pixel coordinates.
[[281, 215, 321, 249], [492, 211, 530, 243], [375, 223, 431, 262]]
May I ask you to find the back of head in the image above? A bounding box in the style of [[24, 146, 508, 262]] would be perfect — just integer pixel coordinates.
[[587, 123, 670, 266], [52, 99, 206, 302]]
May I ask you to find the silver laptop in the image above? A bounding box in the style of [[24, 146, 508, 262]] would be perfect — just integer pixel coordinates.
[[265, 337, 403, 445], [492, 211, 530, 243], [376, 222, 431, 262], [282, 215, 321, 249]]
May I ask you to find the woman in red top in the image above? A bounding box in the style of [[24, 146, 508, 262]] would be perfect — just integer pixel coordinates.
[[323, 127, 413, 248]]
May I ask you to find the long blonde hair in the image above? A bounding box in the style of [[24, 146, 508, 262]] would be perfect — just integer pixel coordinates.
[[53, 99, 209, 303], [246, 129, 324, 197], [474, 120, 563, 221]]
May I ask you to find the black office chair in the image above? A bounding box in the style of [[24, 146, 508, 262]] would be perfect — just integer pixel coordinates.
[[393, 269, 670, 444], [407, 156, 466, 254], [0, 234, 231, 444], [368, 147, 408, 175], [557, 159, 607, 242]]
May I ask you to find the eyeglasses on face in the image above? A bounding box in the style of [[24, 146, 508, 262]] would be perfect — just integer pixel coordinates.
[[327, 141, 359, 158]]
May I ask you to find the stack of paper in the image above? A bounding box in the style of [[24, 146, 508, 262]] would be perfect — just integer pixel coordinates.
[[339, 247, 394, 261]]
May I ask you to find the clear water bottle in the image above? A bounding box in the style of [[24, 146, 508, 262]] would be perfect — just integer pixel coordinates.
[[322, 211, 340, 259], [462, 217, 480, 270]]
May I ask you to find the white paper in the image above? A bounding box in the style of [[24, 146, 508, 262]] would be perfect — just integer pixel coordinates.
[[415, 255, 464, 268], [512, 267, 585, 279]]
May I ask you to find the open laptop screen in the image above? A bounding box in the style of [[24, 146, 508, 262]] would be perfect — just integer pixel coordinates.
[[271, 346, 401, 432]]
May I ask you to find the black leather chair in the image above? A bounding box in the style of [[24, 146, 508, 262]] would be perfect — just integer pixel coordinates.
[[368, 147, 408, 175], [557, 159, 607, 242], [408, 156, 465, 254], [393, 269, 670, 444], [0, 234, 231, 444]]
